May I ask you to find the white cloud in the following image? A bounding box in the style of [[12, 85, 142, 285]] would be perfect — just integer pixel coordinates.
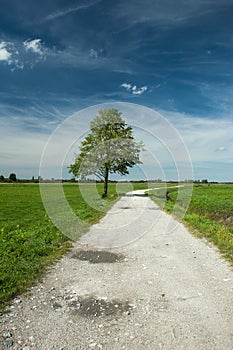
[[132, 86, 148, 95], [0, 120, 47, 178], [0, 38, 48, 70], [121, 83, 132, 90], [89, 48, 98, 58], [0, 40, 24, 70], [109, 102, 232, 181], [0, 101, 232, 182], [121, 83, 148, 95], [157, 109, 233, 167], [23, 39, 45, 56], [0, 41, 12, 63]]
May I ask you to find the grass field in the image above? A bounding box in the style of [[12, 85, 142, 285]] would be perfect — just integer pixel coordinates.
[[149, 184, 233, 263], [2, 182, 232, 310], [0, 182, 148, 310]]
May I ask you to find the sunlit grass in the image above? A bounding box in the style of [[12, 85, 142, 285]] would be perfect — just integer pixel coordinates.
[[149, 184, 233, 264], [0, 182, 148, 310]]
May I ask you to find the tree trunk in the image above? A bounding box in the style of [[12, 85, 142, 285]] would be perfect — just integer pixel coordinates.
[[102, 166, 109, 198]]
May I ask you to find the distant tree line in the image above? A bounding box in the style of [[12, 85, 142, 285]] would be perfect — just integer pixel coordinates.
[[0, 173, 18, 183], [0, 173, 40, 183], [0, 173, 229, 184]]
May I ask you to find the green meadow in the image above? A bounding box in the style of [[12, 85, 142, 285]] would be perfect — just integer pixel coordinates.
[[1, 182, 233, 310], [0, 182, 147, 310], [149, 184, 233, 263]]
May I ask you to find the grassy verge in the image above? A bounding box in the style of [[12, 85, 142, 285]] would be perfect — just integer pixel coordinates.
[[0, 182, 147, 310], [149, 184, 233, 264]]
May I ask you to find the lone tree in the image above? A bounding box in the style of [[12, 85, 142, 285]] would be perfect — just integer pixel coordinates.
[[69, 108, 143, 197], [9, 173, 17, 182]]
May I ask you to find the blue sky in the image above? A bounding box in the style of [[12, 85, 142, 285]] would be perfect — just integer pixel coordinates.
[[0, 0, 233, 181]]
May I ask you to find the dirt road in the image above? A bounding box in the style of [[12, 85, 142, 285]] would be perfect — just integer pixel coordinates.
[[1, 191, 233, 349]]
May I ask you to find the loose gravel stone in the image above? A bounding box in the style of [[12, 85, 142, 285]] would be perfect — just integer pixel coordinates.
[[3, 339, 14, 347], [3, 332, 13, 339]]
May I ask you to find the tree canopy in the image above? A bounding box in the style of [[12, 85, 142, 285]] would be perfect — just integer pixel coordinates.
[[9, 173, 17, 182], [69, 108, 143, 197]]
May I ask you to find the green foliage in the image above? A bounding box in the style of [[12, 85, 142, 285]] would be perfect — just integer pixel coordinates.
[[70, 108, 143, 196], [9, 173, 17, 182]]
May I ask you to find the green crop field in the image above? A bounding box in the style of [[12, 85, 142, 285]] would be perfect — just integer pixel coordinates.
[[149, 184, 233, 263], [0, 182, 148, 310]]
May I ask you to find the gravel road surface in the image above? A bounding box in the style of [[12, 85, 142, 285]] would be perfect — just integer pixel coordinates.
[[1, 190, 233, 349]]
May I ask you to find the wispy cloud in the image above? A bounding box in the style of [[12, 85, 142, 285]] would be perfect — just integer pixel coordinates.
[[0, 123, 48, 177], [0, 100, 232, 181], [114, 0, 232, 32], [157, 109, 233, 167], [23, 39, 45, 56], [0, 38, 48, 70], [43, 0, 101, 22], [121, 83, 148, 95]]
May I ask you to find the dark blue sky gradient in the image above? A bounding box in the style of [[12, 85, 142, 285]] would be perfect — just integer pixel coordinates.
[[0, 0, 233, 180]]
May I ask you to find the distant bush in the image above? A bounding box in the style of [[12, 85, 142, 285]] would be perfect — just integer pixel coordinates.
[[9, 173, 17, 182]]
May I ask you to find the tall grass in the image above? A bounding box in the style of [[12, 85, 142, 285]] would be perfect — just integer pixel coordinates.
[[149, 184, 233, 264]]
